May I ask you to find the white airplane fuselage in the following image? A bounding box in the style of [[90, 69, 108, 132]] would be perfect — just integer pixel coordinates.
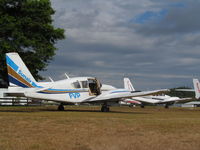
[[8, 76, 118, 103]]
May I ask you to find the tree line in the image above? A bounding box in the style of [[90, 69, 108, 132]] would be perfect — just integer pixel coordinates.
[[0, 0, 65, 87]]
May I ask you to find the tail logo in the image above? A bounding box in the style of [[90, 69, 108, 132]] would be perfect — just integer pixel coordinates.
[[127, 81, 134, 91], [18, 69, 32, 84]]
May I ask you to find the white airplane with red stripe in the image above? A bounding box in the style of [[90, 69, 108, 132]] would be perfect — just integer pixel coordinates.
[[123, 78, 192, 108]]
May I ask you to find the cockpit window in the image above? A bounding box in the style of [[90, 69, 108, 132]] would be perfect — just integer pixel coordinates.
[[81, 81, 88, 88], [72, 82, 81, 89]]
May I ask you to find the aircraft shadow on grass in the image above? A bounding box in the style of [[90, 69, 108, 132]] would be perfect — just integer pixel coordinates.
[[0, 107, 149, 114]]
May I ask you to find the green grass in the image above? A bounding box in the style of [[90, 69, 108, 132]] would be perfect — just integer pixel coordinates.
[[0, 106, 200, 150]]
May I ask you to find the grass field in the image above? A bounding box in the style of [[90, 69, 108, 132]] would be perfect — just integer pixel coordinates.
[[0, 106, 200, 150]]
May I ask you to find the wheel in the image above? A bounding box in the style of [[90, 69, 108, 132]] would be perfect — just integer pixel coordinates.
[[141, 105, 145, 108], [165, 105, 169, 109], [58, 104, 64, 111], [106, 107, 110, 112], [101, 106, 110, 112], [101, 106, 104, 112]]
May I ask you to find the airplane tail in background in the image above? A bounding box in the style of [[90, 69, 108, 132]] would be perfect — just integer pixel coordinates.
[[124, 78, 135, 91], [193, 78, 200, 99], [6, 52, 39, 88]]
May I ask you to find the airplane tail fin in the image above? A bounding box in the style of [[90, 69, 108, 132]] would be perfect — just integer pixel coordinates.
[[193, 78, 200, 99], [124, 78, 135, 91], [6, 52, 38, 88]]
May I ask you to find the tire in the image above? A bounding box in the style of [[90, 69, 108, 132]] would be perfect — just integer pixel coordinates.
[[165, 105, 169, 109], [58, 105, 64, 111], [101, 106, 109, 112], [141, 105, 145, 108], [106, 107, 110, 112], [101, 107, 104, 112]]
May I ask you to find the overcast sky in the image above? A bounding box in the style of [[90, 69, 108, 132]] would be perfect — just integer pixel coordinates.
[[41, 0, 200, 90]]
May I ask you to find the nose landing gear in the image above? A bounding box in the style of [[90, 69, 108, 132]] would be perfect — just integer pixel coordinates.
[[58, 104, 64, 111]]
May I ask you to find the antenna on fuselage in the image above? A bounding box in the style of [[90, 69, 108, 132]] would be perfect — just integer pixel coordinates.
[[49, 77, 54, 82], [65, 73, 70, 79]]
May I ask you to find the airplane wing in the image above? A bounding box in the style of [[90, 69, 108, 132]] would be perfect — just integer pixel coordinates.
[[130, 96, 193, 104], [4, 86, 52, 97], [86, 89, 169, 102], [175, 89, 194, 92], [4, 91, 25, 97], [156, 98, 193, 104], [131, 97, 160, 104]]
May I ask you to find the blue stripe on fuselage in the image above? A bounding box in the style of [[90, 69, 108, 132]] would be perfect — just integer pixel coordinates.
[[46, 89, 83, 92], [38, 88, 86, 94], [111, 90, 129, 93]]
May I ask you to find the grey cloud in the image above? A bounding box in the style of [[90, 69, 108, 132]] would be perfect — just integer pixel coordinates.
[[134, 1, 200, 35], [40, 0, 200, 89]]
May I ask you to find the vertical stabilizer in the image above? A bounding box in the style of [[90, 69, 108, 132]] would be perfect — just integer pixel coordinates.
[[193, 78, 200, 99], [124, 78, 135, 91], [6, 52, 38, 88]]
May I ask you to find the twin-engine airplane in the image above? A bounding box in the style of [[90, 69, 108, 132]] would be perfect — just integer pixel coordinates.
[[5, 52, 168, 112], [123, 78, 192, 108]]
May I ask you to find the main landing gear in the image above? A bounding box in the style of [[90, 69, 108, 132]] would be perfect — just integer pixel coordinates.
[[101, 103, 110, 112], [58, 104, 64, 111], [140, 104, 145, 108], [165, 104, 169, 109]]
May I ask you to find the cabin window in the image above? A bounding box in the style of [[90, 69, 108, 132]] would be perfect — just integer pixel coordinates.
[[72, 82, 81, 89], [81, 81, 88, 88]]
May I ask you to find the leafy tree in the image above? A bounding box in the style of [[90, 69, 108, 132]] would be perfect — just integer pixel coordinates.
[[0, 0, 65, 87], [168, 87, 195, 98]]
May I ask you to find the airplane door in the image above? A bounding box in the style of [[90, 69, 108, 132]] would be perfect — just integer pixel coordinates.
[[88, 78, 101, 96]]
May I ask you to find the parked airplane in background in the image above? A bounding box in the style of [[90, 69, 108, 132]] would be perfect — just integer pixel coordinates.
[[119, 99, 141, 107], [193, 79, 200, 99], [131, 95, 191, 108], [5, 52, 168, 112], [123, 78, 192, 108], [176, 79, 200, 99]]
